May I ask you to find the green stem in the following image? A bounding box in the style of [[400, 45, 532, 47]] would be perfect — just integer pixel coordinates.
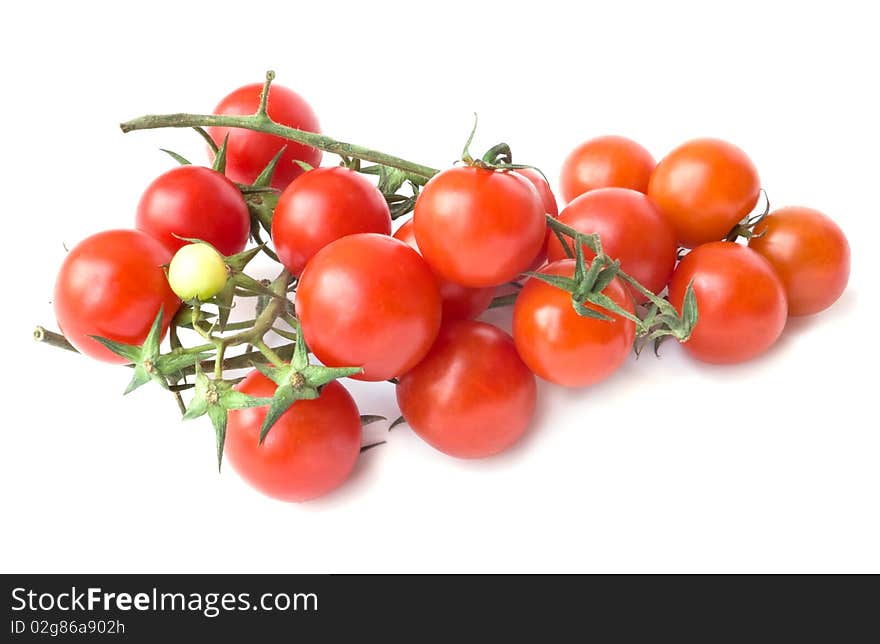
[[33, 326, 77, 352], [253, 340, 285, 367], [120, 72, 440, 181]]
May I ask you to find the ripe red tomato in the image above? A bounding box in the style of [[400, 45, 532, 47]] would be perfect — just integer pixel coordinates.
[[515, 167, 559, 270], [53, 229, 180, 363], [209, 82, 322, 190], [545, 188, 677, 303], [559, 135, 656, 203], [512, 260, 636, 387], [668, 242, 787, 364], [226, 373, 361, 502], [136, 165, 250, 257], [648, 138, 760, 248], [414, 166, 546, 287], [295, 233, 442, 381], [748, 207, 850, 316], [396, 321, 536, 458], [272, 167, 392, 275], [393, 220, 494, 321], [515, 167, 559, 217]]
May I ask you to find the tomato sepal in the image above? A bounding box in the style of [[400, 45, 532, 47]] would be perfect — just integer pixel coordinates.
[[182, 366, 274, 470], [90, 308, 212, 395], [211, 133, 230, 175], [159, 149, 192, 166], [251, 323, 363, 443]]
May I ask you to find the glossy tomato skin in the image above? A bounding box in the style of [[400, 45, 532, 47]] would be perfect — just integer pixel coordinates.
[[272, 167, 392, 275], [209, 82, 321, 190], [669, 242, 787, 364], [559, 135, 656, 202], [515, 167, 559, 270], [393, 220, 494, 321], [545, 188, 677, 303], [513, 260, 636, 387], [648, 138, 760, 248], [295, 233, 442, 381], [135, 165, 250, 257], [53, 229, 180, 363], [748, 207, 850, 316], [396, 321, 536, 459], [226, 373, 361, 503], [414, 166, 546, 287]]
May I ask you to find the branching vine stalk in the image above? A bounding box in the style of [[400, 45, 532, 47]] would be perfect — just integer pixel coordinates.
[[34, 69, 699, 468]]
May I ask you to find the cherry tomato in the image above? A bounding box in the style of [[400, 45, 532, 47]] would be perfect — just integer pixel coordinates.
[[414, 166, 546, 287], [393, 220, 494, 321], [135, 165, 250, 257], [53, 229, 180, 363], [559, 135, 656, 202], [226, 373, 361, 502], [167, 243, 229, 302], [295, 233, 442, 381], [396, 320, 536, 458], [513, 260, 636, 387], [272, 167, 392, 276], [545, 188, 677, 303], [209, 82, 322, 190], [748, 207, 850, 316], [515, 167, 559, 270], [648, 138, 760, 248], [669, 242, 787, 364]]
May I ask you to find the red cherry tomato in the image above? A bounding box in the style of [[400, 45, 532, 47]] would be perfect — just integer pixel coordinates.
[[272, 167, 392, 275], [513, 259, 636, 387], [226, 373, 361, 502], [515, 167, 559, 270], [648, 138, 760, 248], [748, 207, 850, 316], [414, 166, 546, 287], [396, 320, 536, 459], [545, 188, 677, 303], [209, 82, 322, 190], [135, 165, 250, 257], [295, 233, 442, 381], [559, 135, 656, 202], [669, 242, 787, 364], [393, 220, 494, 321], [53, 229, 180, 363]]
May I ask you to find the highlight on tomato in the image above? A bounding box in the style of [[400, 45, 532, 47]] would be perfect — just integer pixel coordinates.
[[513, 259, 636, 387], [668, 241, 787, 364], [226, 372, 362, 502], [210, 82, 322, 190], [53, 229, 181, 363], [272, 166, 392, 276], [393, 219, 495, 322], [545, 187, 677, 303], [413, 166, 546, 288], [648, 138, 761, 248], [396, 320, 537, 459], [295, 233, 442, 381], [748, 206, 850, 316], [136, 165, 251, 257], [559, 135, 656, 203]]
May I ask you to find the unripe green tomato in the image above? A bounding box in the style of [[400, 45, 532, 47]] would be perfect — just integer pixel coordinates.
[[167, 243, 229, 301]]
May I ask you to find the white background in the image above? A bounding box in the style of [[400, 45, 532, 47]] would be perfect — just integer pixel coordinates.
[[1, 0, 877, 573]]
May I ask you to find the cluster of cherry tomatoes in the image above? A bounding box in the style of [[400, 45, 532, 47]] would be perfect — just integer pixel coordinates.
[[48, 77, 850, 503]]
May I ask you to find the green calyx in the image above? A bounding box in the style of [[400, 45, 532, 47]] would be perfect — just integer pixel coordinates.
[[533, 217, 699, 347], [251, 322, 362, 445], [91, 308, 212, 395], [182, 365, 273, 471]]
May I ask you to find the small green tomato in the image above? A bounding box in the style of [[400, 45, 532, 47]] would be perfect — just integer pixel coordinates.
[[167, 243, 229, 301]]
